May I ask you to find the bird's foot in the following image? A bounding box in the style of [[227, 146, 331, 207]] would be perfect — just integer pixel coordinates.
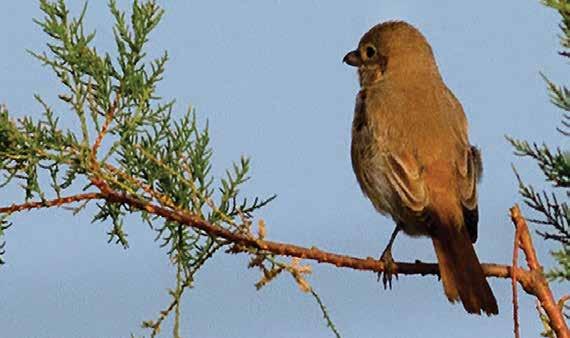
[[377, 247, 398, 289]]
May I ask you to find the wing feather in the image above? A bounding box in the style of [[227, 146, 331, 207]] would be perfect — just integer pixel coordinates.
[[383, 152, 427, 213]]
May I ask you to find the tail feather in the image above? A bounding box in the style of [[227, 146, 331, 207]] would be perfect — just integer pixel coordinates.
[[431, 224, 498, 315], [432, 238, 460, 302]]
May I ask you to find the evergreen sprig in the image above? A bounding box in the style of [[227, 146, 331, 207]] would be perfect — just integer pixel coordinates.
[[509, 0, 570, 288], [0, 1, 278, 336]]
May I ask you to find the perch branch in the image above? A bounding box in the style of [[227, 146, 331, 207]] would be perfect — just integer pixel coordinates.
[[98, 179, 540, 285], [1, 191, 567, 337]]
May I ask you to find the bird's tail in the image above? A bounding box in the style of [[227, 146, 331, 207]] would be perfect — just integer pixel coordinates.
[[431, 221, 498, 315]]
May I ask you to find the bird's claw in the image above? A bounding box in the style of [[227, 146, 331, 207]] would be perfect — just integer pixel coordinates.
[[377, 247, 398, 289]]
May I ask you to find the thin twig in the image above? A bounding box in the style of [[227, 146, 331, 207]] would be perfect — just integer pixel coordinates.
[[512, 224, 521, 338], [559, 295, 570, 308], [0, 193, 103, 214], [310, 289, 342, 338], [91, 94, 120, 157]]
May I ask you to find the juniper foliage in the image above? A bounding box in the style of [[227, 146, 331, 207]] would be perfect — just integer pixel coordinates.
[[0, 1, 279, 336], [507, 3, 570, 334]]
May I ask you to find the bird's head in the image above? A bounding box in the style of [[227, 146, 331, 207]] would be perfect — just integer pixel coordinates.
[[343, 21, 437, 88]]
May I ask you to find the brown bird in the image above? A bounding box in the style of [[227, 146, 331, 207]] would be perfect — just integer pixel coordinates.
[[344, 21, 498, 315]]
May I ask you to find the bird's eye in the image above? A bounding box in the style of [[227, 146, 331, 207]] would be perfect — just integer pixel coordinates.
[[365, 46, 376, 58]]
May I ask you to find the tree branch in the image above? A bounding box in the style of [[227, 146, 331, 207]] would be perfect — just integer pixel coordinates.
[[0, 188, 535, 286], [2, 191, 566, 336], [510, 205, 569, 338], [93, 179, 540, 286], [0, 193, 103, 214]]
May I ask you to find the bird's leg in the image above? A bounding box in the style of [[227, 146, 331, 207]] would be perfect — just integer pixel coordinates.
[[378, 225, 401, 289]]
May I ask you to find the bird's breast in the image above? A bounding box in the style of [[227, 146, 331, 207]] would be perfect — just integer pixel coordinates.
[[351, 90, 399, 216]]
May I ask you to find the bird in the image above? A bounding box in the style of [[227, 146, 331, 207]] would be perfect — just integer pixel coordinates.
[[343, 21, 498, 315]]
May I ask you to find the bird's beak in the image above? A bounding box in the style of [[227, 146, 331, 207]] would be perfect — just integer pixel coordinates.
[[343, 50, 362, 67]]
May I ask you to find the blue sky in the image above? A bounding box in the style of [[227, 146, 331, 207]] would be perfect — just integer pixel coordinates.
[[0, 1, 567, 337]]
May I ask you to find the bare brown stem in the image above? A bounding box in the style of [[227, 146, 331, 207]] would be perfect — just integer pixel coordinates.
[[510, 205, 569, 338], [0, 193, 103, 214], [512, 224, 521, 338]]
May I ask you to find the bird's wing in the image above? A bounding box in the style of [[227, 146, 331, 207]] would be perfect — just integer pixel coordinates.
[[382, 151, 428, 213], [442, 88, 481, 242], [456, 146, 482, 242], [456, 146, 478, 209]]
